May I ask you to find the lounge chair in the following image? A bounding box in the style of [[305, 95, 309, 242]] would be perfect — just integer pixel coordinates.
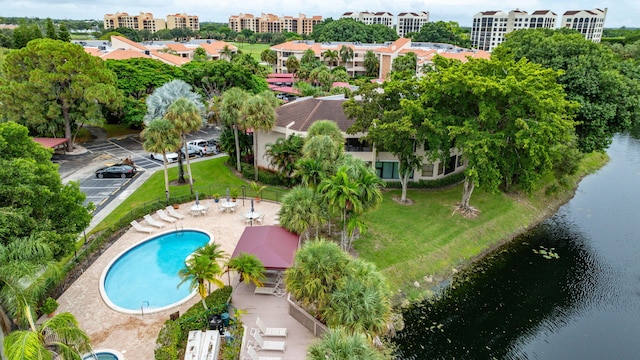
[[130, 220, 153, 233], [254, 285, 286, 297], [245, 345, 282, 360], [156, 209, 177, 223], [249, 331, 285, 352], [165, 206, 185, 219], [256, 317, 287, 337], [143, 214, 165, 228]]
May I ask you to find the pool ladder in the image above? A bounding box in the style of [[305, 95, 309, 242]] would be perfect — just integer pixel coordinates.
[[141, 300, 149, 316]]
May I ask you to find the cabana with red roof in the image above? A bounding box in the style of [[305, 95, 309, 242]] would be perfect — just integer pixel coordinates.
[[231, 226, 300, 270], [33, 137, 69, 151]]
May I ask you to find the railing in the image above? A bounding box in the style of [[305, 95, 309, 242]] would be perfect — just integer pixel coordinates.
[[287, 294, 329, 337]]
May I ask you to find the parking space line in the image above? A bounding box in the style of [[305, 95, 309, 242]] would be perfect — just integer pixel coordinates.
[[110, 187, 121, 196]]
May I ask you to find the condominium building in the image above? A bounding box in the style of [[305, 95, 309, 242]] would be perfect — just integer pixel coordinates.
[[103, 12, 199, 32], [397, 12, 430, 37], [561, 8, 607, 43], [228, 13, 323, 35], [341, 11, 394, 28], [103, 12, 166, 33], [471, 8, 604, 51], [166, 13, 200, 31]]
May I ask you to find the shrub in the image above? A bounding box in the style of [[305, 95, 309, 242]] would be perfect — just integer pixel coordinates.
[[384, 172, 465, 189]]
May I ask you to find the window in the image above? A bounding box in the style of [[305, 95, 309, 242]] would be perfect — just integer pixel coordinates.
[[457, 154, 464, 167], [375, 161, 400, 179], [422, 163, 434, 177]]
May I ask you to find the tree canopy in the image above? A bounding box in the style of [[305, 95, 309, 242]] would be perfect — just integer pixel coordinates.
[[0, 39, 123, 150], [311, 18, 398, 43], [494, 28, 640, 153], [409, 21, 471, 48]]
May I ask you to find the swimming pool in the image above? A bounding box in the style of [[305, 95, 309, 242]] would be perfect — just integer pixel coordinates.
[[100, 229, 212, 314]]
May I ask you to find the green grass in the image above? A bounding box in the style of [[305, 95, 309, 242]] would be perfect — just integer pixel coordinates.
[[230, 42, 271, 62], [355, 151, 609, 302], [103, 123, 140, 138]]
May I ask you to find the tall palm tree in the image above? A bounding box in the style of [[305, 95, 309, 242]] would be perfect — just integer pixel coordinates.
[[164, 97, 204, 195], [307, 327, 385, 360], [178, 254, 224, 310], [284, 239, 350, 317], [323, 50, 339, 70], [227, 253, 265, 287], [220, 45, 234, 61], [220, 87, 248, 172], [243, 91, 278, 181], [339, 45, 354, 75], [3, 310, 92, 360], [260, 49, 277, 71], [318, 170, 362, 251], [278, 186, 324, 240], [264, 135, 304, 183], [363, 50, 380, 78], [285, 56, 300, 76], [193, 243, 228, 294], [141, 119, 181, 202]]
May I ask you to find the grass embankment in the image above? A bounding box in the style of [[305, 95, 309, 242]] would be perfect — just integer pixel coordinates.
[[230, 42, 271, 62], [355, 151, 609, 303]]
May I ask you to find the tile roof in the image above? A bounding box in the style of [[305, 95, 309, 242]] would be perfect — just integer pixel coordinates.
[[149, 50, 190, 66], [275, 97, 352, 132], [111, 35, 148, 51], [100, 49, 150, 60]]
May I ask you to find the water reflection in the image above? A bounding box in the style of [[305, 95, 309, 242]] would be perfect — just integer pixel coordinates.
[[394, 130, 640, 359]]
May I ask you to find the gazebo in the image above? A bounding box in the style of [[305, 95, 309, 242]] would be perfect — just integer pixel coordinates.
[[230, 226, 300, 270]]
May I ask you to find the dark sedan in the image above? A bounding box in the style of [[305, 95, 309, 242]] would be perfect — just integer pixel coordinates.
[[95, 164, 137, 179]]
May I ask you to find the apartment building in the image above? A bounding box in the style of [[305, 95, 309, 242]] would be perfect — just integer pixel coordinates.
[[341, 11, 394, 27], [471, 8, 604, 51], [228, 13, 322, 35], [561, 8, 607, 43], [270, 38, 489, 80], [103, 12, 199, 32], [397, 12, 430, 37], [166, 13, 200, 31]]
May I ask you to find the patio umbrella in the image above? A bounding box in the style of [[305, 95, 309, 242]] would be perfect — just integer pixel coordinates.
[[195, 191, 199, 206], [226, 188, 230, 202], [251, 199, 254, 213]]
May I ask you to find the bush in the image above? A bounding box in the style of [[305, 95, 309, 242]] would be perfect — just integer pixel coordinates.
[[154, 286, 233, 360]]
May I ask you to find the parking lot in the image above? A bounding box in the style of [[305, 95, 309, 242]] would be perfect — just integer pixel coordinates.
[[57, 127, 220, 215]]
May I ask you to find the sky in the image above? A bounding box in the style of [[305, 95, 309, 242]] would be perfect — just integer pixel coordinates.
[[1, 0, 637, 28]]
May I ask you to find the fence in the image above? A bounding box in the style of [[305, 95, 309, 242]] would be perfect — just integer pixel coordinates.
[[287, 294, 329, 337]]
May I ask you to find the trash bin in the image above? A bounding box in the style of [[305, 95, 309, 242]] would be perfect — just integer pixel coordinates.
[[208, 314, 222, 331], [221, 312, 230, 327]]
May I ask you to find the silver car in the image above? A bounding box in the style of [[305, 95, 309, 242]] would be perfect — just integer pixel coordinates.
[[149, 151, 179, 163]]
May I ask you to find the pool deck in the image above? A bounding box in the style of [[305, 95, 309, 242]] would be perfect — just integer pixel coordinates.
[[55, 200, 315, 359]]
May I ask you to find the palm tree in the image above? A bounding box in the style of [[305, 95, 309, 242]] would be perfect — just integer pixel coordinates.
[[278, 186, 324, 240], [3, 310, 92, 360], [141, 118, 181, 202], [264, 135, 304, 183], [363, 50, 380, 78], [164, 97, 204, 195], [307, 120, 345, 151], [318, 170, 362, 251], [323, 50, 339, 70], [284, 239, 350, 317], [220, 87, 248, 172], [227, 253, 265, 287], [220, 44, 234, 61], [144, 80, 203, 125], [178, 254, 224, 310], [243, 91, 278, 181], [307, 327, 385, 360], [339, 45, 354, 75], [193, 243, 228, 294], [260, 49, 277, 71], [285, 56, 300, 76], [294, 158, 327, 190]]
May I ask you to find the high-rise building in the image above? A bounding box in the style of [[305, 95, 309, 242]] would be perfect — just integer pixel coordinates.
[[341, 11, 394, 27], [166, 13, 200, 31], [228, 13, 322, 35], [397, 12, 430, 38], [561, 8, 607, 43], [472, 8, 604, 51]]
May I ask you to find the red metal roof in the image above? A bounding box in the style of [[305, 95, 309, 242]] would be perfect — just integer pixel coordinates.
[[33, 138, 69, 148], [231, 226, 300, 270]]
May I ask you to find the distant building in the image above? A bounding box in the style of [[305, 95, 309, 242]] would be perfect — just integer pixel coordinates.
[[228, 13, 322, 35], [341, 11, 394, 27], [471, 8, 604, 51], [561, 8, 607, 43], [166, 13, 200, 31], [103, 12, 199, 32], [397, 12, 430, 37]]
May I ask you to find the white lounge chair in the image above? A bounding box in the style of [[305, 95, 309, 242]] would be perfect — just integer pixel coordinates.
[[245, 345, 282, 360], [165, 206, 185, 219], [156, 209, 177, 223], [254, 285, 285, 297], [143, 214, 165, 228], [256, 317, 287, 337], [249, 331, 285, 352], [130, 220, 153, 233]]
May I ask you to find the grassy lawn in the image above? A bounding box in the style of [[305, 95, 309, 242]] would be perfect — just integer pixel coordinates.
[[230, 42, 271, 62], [90, 151, 608, 305], [355, 151, 609, 302], [103, 123, 140, 138]]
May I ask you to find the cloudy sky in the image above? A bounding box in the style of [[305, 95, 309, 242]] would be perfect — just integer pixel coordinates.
[[1, 0, 635, 28]]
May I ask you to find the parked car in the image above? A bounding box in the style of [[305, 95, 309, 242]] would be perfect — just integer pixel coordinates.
[[180, 144, 201, 158], [95, 164, 137, 178], [187, 139, 217, 156], [149, 152, 179, 163]]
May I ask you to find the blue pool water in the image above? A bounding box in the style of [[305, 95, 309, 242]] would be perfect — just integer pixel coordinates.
[[82, 352, 119, 360], [101, 230, 211, 312]]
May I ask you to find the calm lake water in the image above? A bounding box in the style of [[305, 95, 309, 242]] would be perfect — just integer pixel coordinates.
[[394, 128, 640, 359]]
